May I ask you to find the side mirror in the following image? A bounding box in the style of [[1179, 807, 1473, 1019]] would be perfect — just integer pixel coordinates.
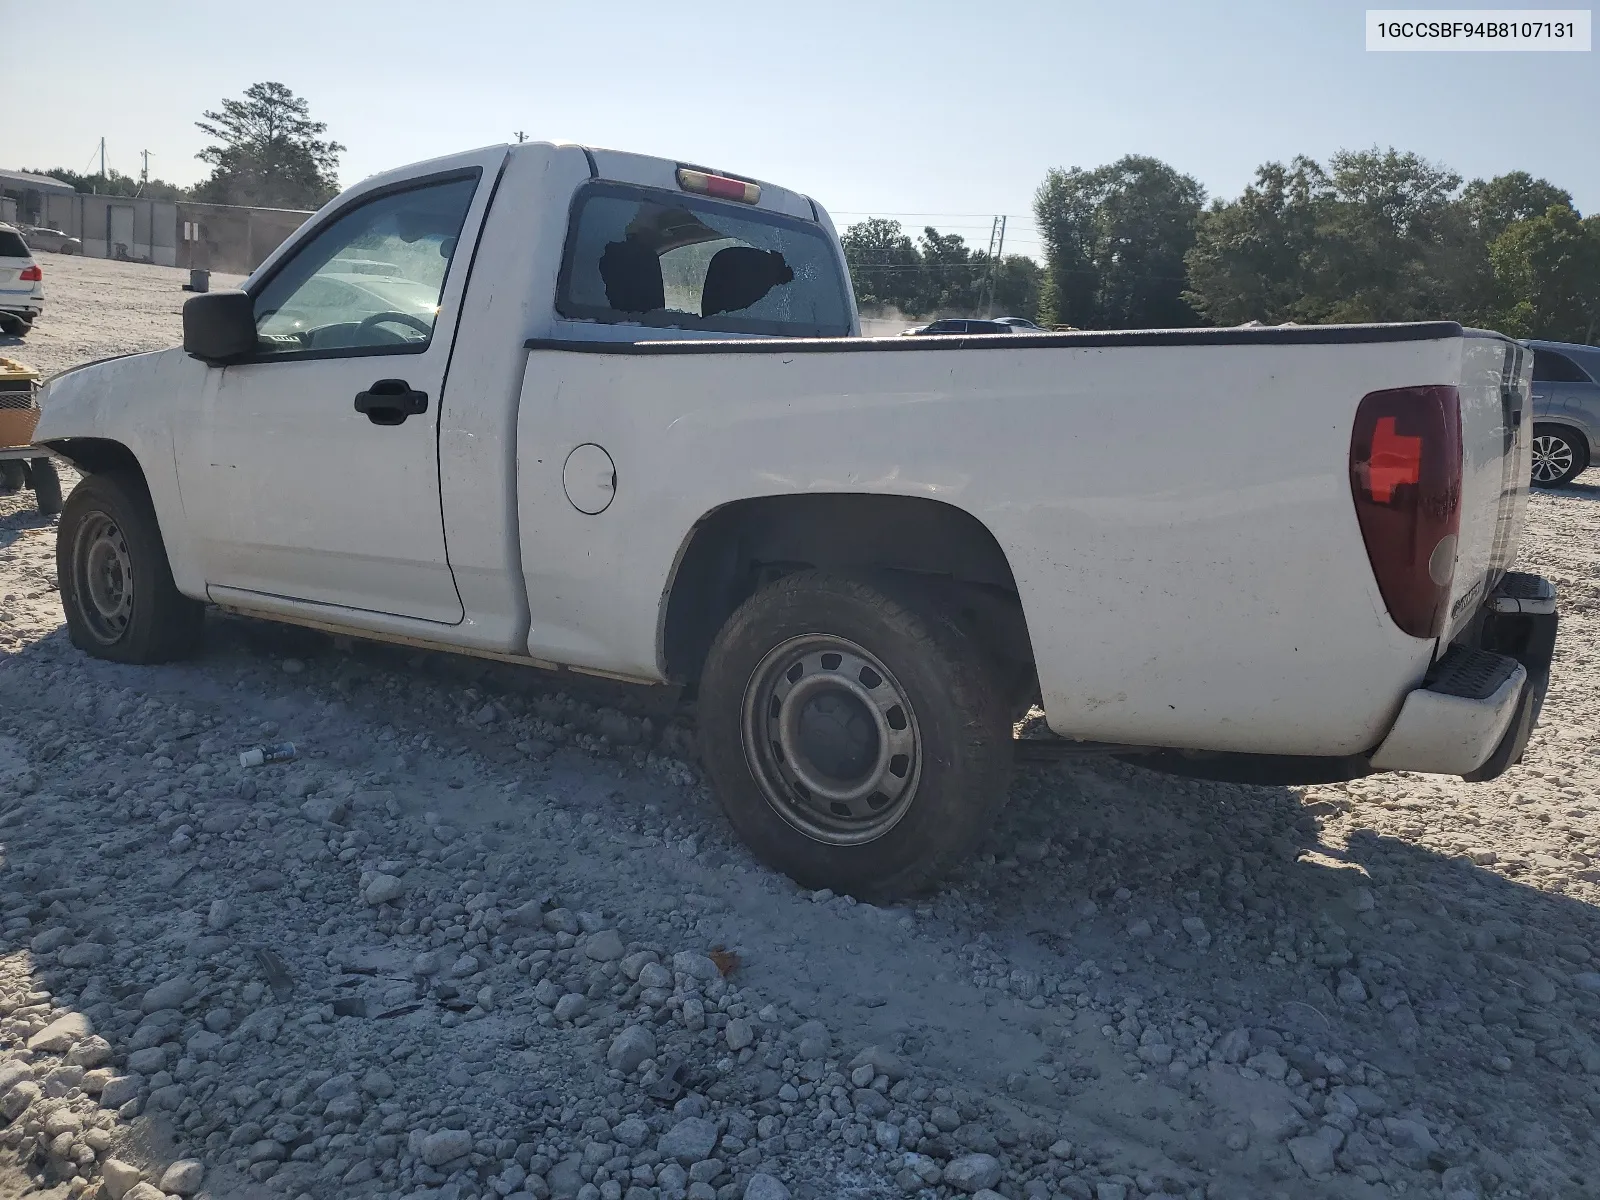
[[182, 290, 257, 364]]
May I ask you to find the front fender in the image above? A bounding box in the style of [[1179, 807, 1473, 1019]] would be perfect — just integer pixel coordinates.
[[36, 348, 211, 600]]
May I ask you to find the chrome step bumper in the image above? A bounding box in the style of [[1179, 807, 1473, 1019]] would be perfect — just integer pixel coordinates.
[[1369, 572, 1558, 779]]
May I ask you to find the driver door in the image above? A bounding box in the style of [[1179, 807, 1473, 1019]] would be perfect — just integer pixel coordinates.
[[180, 155, 501, 623]]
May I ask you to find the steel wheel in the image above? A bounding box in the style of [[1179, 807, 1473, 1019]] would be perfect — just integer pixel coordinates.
[[740, 634, 923, 845], [1532, 433, 1577, 485], [72, 510, 134, 645]]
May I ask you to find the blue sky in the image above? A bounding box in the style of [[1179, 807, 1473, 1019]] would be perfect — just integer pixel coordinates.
[[13, 0, 1597, 259]]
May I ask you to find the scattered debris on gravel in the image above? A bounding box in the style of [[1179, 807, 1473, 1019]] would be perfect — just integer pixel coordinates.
[[3, 257, 1600, 1200]]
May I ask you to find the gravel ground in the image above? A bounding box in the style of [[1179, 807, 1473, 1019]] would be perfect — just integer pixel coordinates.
[[0, 256, 246, 381], [3, 257, 1600, 1200]]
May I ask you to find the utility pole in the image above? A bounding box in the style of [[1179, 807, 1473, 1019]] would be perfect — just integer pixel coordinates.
[[980, 217, 999, 316], [99, 138, 106, 181], [982, 215, 1007, 317], [140, 150, 150, 184], [513, 130, 527, 143]]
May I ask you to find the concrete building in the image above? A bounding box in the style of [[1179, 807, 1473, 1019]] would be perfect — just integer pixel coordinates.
[[174, 201, 314, 274], [2, 171, 312, 273], [0, 169, 78, 227]]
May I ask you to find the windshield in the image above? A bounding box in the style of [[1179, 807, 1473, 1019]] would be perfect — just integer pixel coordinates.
[[557, 183, 852, 338]]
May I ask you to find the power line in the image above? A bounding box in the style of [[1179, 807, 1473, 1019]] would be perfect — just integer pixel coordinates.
[[840, 221, 1042, 233], [834, 216, 1040, 229], [846, 265, 1036, 273], [831, 210, 1037, 218]]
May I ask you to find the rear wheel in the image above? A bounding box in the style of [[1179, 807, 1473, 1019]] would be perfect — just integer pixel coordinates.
[[698, 571, 1012, 900], [1531, 424, 1588, 487], [57, 472, 204, 663]]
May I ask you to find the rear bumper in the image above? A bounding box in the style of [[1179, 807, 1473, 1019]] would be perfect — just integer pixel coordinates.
[[0, 297, 42, 320], [1368, 573, 1557, 779]]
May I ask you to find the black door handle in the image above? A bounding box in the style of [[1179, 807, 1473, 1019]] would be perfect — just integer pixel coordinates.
[[354, 379, 429, 426]]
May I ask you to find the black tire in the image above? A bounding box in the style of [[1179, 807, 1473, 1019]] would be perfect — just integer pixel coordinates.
[[699, 570, 1012, 901], [0, 461, 23, 492], [1531, 424, 1589, 487], [57, 471, 204, 663], [28, 458, 62, 516]]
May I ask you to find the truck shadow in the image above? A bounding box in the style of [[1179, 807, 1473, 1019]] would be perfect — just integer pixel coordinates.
[[958, 753, 1600, 1187]]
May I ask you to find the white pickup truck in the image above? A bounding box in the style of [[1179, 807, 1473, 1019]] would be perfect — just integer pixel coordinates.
[[34, 140, 1558, 899]]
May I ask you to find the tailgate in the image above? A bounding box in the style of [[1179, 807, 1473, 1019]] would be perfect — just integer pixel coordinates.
[[1446, 333, 1532, 640]]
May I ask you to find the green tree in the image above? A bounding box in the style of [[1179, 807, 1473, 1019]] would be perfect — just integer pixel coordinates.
[[194, 81, 343, 209], [1300, 147, 1472, 323], [1184, 158, 1328, 325], [1463, 171, 1573, 244], [1490, 206, 1600, 344], [26, 167, 189, 201], [988, 255, 1043, 321], [840, 218, 921, 312], [1034, 155, 1204, 329], [840, 219, 1042, 321], [1456, 172, 1576, 322], [915, 226, 980, 315]]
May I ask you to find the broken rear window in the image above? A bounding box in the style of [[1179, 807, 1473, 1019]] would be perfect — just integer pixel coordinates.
[[556, 183, 852, 338]]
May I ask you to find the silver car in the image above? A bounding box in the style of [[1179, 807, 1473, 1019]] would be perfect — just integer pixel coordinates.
[[18, 225, 81, 255], [1525, 339, 1600, 487]]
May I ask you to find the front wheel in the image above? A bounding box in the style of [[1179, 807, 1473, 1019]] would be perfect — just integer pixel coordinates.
[[698, 571, 1012, 901], [57, 472, 204, 663], [1531, 425, 1589, 487]]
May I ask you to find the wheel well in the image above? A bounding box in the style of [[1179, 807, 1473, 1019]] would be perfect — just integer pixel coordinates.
[[43, 437, 146, 481], [661, 493, 1037, 693]]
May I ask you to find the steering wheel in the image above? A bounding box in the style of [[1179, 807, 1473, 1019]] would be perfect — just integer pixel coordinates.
[[356, 310, 432, 340]]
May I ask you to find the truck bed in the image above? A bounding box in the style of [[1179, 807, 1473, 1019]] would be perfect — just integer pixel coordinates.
[[511, 321, 1529, 757]]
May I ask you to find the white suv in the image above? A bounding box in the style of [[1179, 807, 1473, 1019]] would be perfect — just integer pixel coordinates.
[[0, 224, 45, 336]]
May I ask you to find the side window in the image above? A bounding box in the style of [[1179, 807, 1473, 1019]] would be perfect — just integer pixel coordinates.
[[251, 174, 478, 356], [1532, 349, 1592, 384], [557, 184, 852, 338]]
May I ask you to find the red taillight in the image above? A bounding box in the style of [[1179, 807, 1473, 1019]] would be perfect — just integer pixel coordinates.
[[19, 264, 41, 282], [1349, 384, 1462, 638]]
